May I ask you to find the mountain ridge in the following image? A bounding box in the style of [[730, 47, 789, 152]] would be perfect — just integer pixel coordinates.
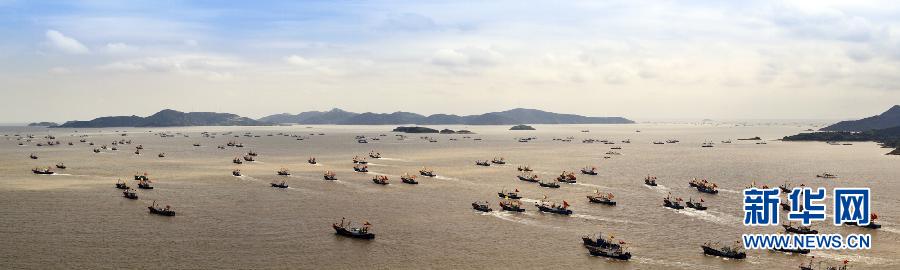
[[820, 105, 900, 131], [259, 108, 633, 125], [56, 109, 269, 128]]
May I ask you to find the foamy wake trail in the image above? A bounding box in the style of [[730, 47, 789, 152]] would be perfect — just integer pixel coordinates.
[[367, 163, 390, 167], [520, 198, 540, 204], [634, 258, 707, 269], [880, 226, 900, 235], [645, 184, 670, 194], [433, 175, 459, 181], [809, 251, 897, 266], [484, 211, 533, 226], [49, 173, 74, 176], [670, 208, 738, 226], [571, 214, 651, 225], [719, 188, 740, 194], [573, 183, 615, 190], [378, 157, 408, 162]]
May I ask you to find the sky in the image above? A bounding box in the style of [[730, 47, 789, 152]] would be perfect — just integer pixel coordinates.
[[1, 0, 900, 123]]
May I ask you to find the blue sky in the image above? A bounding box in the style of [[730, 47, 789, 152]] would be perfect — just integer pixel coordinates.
[[2, 0, 900, 122]]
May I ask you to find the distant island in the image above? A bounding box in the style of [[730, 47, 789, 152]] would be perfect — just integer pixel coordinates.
[[392, 126, 439, 133], [27, 122, 59, 127], [56, 109, 269, 128], [783, 105, 900, 155], [510, 124, 535, 130], [259, 108, 633, 125]]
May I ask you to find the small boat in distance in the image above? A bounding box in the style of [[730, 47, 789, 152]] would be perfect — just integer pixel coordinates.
[[419, 168, 435, 177], [701, 242, 746, 259], [353, 165, 368, 173], [333, 218, 375, 239], [843, 213, 882, 229], [233, 157, 243, 164], [55, 163, 66, 169], [472, 201, 492, 212], [32, 167, 54, 175], [517, 165, 533, 172], [686, 198, 707, 210], [499, 199, 525, 212], [137, 179, 153, 189], [243, 155, 255, 162], [518, 173, 539, 182], [123, 189, 138, 200], [583, 233, 631, 260], [148, 201, 175, 216], [115, 179, 129, 189], [277, 168, 290, 176], [29, 153, 38, 159], [158, 153, 165, 158], [491, 157, 506, 165], [770, 247, 810, 254], [556, 171, 577, 183], [535, 200, 572, 215], [400, 173, 418, 184], [271, 180, 288, 188], [663, 195, 685, 210], [372, 175, 389, 185], [783, 222, 818, 234], [324, 171, 337, 181], [539, 180, 560, 188], [498, 188, 522, 199], [816, 172, 837, 178], [368, 151, 381, 159], [580, 166, 598, 175], [475, 160, 491, 166], [689, 178, 719, 194], [232, 169, 241, 176], [644, 175, 658, 186], [308, 157, 317, 164], [586, 191, 616, 206]]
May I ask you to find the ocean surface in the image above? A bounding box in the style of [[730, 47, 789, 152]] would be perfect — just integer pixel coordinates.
[[1, 124, 898, 269]]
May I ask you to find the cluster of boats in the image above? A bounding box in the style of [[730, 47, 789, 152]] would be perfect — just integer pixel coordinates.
[[583, 233, 631, 260], [688, 178, 718, 194]]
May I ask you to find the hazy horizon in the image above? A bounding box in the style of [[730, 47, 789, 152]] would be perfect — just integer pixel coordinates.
[[2, 1, 900, 122]]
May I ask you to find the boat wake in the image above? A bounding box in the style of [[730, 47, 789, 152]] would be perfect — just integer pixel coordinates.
[[571, 214, 651, 225], [49, 173, 74, 176], [645, 184, 669, 194], [669, 208, 739, 227], [366, 163, 391, 167], [378, 157, 408, 162], [433, 175, 459, 181], [573, 182, 618, 191], [718, 188, 740, 194], [485, 211, 536, 226], [519, 198, 541, 204]]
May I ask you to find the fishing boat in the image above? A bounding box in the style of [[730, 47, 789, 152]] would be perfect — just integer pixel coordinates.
[[663, 195, 685, 209], [581, 166, 598, 175], [491, 157, 506, 165], [535, 200, 572, 215], [353, 165, 368, 173], [29, 153, 38, 159], [193, 143, 201, 147], [368, 151, 381, 159], [475, 160, 491, 166], [115, 179, 129, 189], [323, 171, 337, 180], [686, 197, 708, 210], [472, 201, 492, 212], [308, 157, 317, 164], [701, 142, 714, 148], [93, 148, 101, 153], [418, 168, 435, 177], [243, 155, 255, 162], [271, 180, 288, 188], [644, 175, 658, 186], [158, 153, 166, 158], [583, 233, 631, 260], [779, 182, 794, 193], [816, 172, 837, 178], [518, 174, 539, 182], [843, 213, 882, 229], [690, 178, 719, 194], [800, 258, 850, 270], [332, 218, 375, 239], [701, 242, 746, 259], [247, 150, 258, 157], [499, 199, 525, 212], [372, 175, 389, 185], [539, 180, 560, 188], [55, 163, 66, 169], [232, 169, 241, 176], [123, 189, 138, 200], [498, 189, 522, 199], [137, 179, 153, 189], [277, 168, 291, 176], [517, 165, 533, 172], [148, 201, 175, 216], [233, 157, 243, 164], [31, 167, 54, 175], [586, 191, 616, 206], [557, 171, 577, 183], [400, 173, 418, 184]]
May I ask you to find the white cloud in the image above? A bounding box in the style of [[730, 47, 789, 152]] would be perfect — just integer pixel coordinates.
[[283, 55, 315, 67], [100, 54, 243, 81], [44, 29, 89, 54], [104, 42, 138, 54]]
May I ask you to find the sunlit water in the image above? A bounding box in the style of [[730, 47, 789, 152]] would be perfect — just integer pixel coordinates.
[[1, 124, 897, 269]]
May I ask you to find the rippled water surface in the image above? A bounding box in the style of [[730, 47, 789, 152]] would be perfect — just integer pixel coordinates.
[[1, 124, 898, 269]]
